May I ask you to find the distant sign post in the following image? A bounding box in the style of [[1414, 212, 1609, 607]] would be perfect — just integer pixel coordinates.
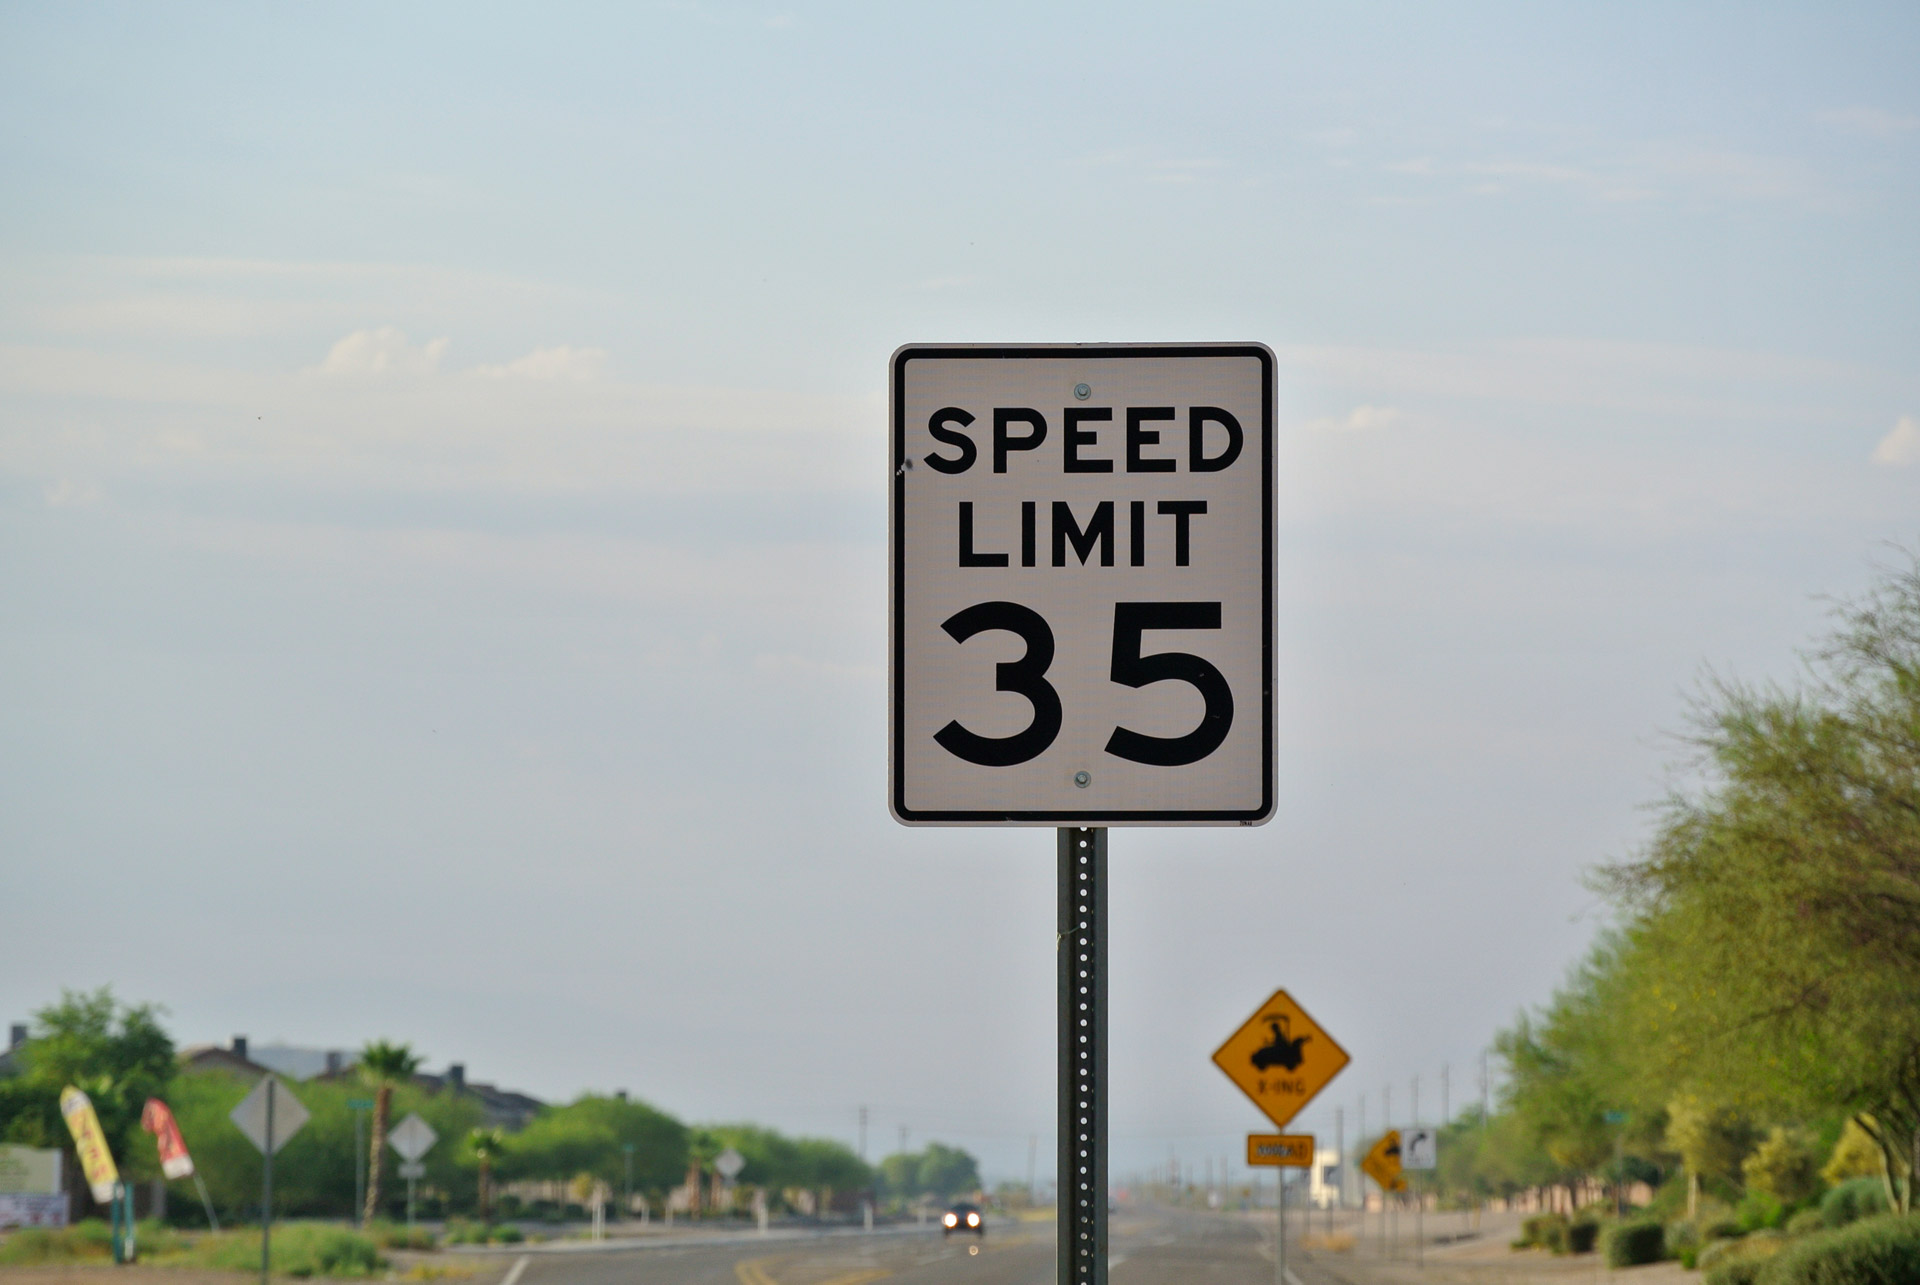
[[1212, 990, 1348, 1285], [714, 1149, 744, 1182], [386, 1113, 437, 1229], [1400, 1127, 1435, 1266], [230, 1076, 309, 1285], [891, 343, 1276, 1285]]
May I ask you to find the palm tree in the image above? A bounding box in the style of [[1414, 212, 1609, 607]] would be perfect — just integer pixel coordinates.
[[467, 1128, 506, 1228], [359, 1040, 423, 1224]]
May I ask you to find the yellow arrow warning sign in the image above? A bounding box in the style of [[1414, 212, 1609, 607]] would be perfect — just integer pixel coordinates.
[[1362, 1129, 1406, 1192], [1246, 1134, 1314, 1168], [1211, 989, 1350, 1130]]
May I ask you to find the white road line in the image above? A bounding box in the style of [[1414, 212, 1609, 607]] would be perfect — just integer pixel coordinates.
[[499, 1254, 531, 1285]]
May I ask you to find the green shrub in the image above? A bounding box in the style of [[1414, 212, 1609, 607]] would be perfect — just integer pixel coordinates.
[[199, 1225, 385, 1278], [1754, 1214, 1920, 1285], [1820, 1179, 1891, 1230], [1515, 1212, 1569, 1251], [1785, 1208, 1826, 1237], [0, 1220, 120, 1265], [1741, 1192, 1787, 1232], [1707, 1218, 1747, 1241], [367, 1221, 437, 1251], [490, 1226, 524, 1244], [1569, 1218, 1601, 1254], [1707, 1257, 1770, 1285], [134, 1218, 186, 1256], [1605, 1221, 1665, 1267]]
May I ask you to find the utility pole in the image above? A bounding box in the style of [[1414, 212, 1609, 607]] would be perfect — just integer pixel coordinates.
[[1027, 1134, 1037, 1205], [1441, 1064, 1450, 1126], [857, 1106, 867, 1161], [898, 1124, 908, 1158], [1335, 1107, 1345, 1211]]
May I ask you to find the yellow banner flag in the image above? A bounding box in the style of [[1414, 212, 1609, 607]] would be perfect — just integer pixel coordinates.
[[59, 1087, 119, 1203]]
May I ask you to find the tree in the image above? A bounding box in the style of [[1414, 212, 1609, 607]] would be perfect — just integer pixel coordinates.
[[1665, 1095, 1756, 1218], [1743, 1125, 1821, 1206], [467, 1128, 505, 1227], [0, 989, 174, 1218], [1604, 556, 1920, 1212], [358, 1040, 423, 1223]]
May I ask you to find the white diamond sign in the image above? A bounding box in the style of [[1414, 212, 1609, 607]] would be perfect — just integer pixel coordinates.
[[387, 1113, 438, 1163], [714, 1148, 745, 1180], [229, 1077, 309, 1155]]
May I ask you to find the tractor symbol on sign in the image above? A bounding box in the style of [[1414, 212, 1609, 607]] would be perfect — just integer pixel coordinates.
[[1250, 1014, 1312, 1072]]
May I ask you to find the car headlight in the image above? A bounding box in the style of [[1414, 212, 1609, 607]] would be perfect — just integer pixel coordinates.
[[944, 1213, 958, 1227], [966, 1212, 980, 1227]]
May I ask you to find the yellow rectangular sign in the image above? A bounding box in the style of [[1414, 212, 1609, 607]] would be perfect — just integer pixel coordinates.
[[1212, 989, 1351, 1130], [1246, 1133, 1314, 1168]]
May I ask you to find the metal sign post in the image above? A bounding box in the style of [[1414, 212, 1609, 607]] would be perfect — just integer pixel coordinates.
[[229, 1076, 306, 1285], [260, 1081, 275, 1285], [1246, 1128, 1312, 1283], [1058, 828, 1107, 1285], [889, 345, 1277, 1285]]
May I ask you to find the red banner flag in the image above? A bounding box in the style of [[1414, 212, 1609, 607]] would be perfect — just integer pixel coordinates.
[[140, 1099, 195, 1180]]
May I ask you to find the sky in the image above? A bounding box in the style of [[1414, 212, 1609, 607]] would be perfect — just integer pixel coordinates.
[[2, 1, 1917, 1189]]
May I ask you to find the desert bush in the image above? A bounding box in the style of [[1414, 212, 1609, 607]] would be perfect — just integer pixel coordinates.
[[366, 1221, 437, 1251], [1740, 1191, 1787, 1231], [1753, 1214, 1920, 1285], [199, 1225, 384, 1278], [1820, 1179, 1890, 1230], [1785, 1208, 1826, 1237], [0, 1220, 116, 1265], [1706, 1218, 1746, 1241], [1568, 1218, 1600, 1254], [1515, 1212, 1569, 1251], [490, 1225, 523, 1244], [1605, 1220, 1665, 1267], [1702, 1231, 1786, 1285]]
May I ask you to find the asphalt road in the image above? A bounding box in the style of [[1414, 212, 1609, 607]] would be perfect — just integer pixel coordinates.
[[489, 1206, 1313, 1285]]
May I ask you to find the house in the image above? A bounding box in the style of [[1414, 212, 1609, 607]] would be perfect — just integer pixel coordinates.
[[176, 1035, 276, 1080], [312, 1060, 542, 1132]]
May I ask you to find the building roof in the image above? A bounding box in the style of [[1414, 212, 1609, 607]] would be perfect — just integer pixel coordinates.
[[177, 1044, 276, 1080]]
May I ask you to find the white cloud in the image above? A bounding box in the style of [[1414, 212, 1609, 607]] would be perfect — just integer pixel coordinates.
[[314, 327, 449, 376], [1817, 106, 1920, 137], [43, 477, 102, 507], [471, 345, 607, 381], [1305, 404, 1401, 432], [1872, 415, 1920, 466]]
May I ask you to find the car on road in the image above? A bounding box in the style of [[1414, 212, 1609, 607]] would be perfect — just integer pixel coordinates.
[[942, 1202, 984, 1237]]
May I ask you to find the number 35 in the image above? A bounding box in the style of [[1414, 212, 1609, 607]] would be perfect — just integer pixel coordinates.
[[932, 601, 1234, 768]]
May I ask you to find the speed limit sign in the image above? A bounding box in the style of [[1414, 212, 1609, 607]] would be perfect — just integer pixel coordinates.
[[889, 344, 1273, 824]]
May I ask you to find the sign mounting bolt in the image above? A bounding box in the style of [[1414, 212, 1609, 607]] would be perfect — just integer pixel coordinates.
[[1074, 771, 1091, 788], [1073, 382, 1092, 401]]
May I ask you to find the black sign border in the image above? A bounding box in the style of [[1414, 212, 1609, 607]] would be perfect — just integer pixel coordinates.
[[890, 343, 1275, 825]]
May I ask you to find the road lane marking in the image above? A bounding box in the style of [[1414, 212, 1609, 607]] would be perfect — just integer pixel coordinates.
[[816, 1273, 891, 1285], [499, 1256, 530, 1285], [735, 1258, 779, 1285]]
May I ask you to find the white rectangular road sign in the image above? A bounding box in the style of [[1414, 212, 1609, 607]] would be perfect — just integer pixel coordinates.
[[1402, 1127, 1437, 1170], [890, 344, 1274, 824]]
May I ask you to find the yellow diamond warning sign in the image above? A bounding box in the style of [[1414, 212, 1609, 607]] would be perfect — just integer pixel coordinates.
[[1246, 1133, 1314, 1168], [1362, 1129, 1406, 1192], [1211, 989, 1350, 1130]]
